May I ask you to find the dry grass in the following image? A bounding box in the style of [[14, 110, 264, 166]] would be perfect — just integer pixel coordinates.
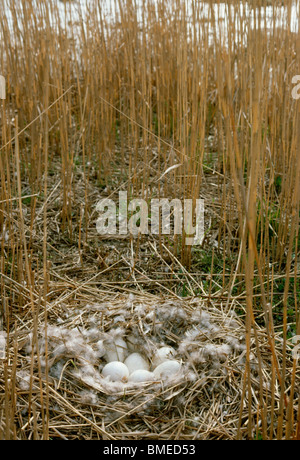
[[0, 0, 299, 440]]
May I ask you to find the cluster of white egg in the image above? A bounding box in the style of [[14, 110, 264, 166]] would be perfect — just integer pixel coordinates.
[[101, 339, 181, 384]]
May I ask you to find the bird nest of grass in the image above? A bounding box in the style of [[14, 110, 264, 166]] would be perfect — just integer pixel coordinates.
[[0, 292, 298, 440]]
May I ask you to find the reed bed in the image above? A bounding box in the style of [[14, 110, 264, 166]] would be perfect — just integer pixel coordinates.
[[0, 0, 299, 440]]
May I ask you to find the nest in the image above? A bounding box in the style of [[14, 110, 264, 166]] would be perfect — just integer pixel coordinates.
[[0, 292, 298, 440]]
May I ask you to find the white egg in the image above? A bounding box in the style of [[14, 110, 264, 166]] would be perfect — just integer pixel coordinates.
[[128, 370, 155, 383], [152, 346, 175, 368], [124, 353, 149, 374], [153, 360, 181, 380], [104, 337, 127, 363], [102, 361, 129, 382]]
